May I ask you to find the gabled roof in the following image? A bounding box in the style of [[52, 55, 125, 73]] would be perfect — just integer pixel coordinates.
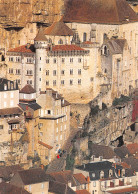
[[45, 21, 74, 36], [0, 165, 23, 181], [76, 161, 113, 172], [105, 39, 126, 54], [0, 107, 23, 116], [76, 190, 91, 194], [49, 180, 76, 194], [73, 173, 88, 184], [8, 44, 35, 53], [114, 145, 131, 159], [63, 0, 138, 24], [51, 44, 84, 51], [89, 143, 118, 159], [20, 84, 36, 94], [127, 143, 138, 155], [34, 27, 48, 41], [13, 168, 49, 185], [0, 182, 30, 194]]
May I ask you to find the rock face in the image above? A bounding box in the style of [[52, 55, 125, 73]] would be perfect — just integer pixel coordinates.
[[0, 0, 64, 49]]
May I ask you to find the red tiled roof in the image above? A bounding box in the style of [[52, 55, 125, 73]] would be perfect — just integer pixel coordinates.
[[38, 141, 53, 150], [52, 45, 84, 51], [76, 190, 90, 194], [73, 173, 88, 184], [63, 0, 138, 24], [45, 21, 74, 36], [127, 143, 138, 155], [83, 41, 93, 45], [20, 84, 36, 94], [8, 44, 35, 53], [108, 187, 138, 193]]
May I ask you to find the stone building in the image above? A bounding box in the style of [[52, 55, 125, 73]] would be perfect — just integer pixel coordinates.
[[37, 88, 70, 165]]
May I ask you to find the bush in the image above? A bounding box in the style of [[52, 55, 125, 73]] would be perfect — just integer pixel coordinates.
[[65, 154, 75, 170], [112, 95, 130, 106], [90, 105, 100, 116]]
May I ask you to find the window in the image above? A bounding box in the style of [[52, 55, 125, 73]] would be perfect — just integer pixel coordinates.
[[92, 173, 95, 177], [93, 181, 96, 187], [27, 70, 33, 75], [9, 57, 14, 62], [27, 80, 32, 85], [18, 40, 20, 45], [48, 110, 51, 114], [4, 93, 7, 98], [70, 69, 73, 75], [4, 84, 7, 90], [41, 183, 44, 189], [10, 92, 14, 98], [70, 80, 73, 85], [61, 70, 65, 75], [16, 57, 21, 62], [99, 156, 103, 161], [10, 100, 14, 107], [29, 185, 31, 192], [56, 128, 58, 133], [16, 69, 21, 75], [58, 39, 63, 44], [46, 81, 49, 86], [40, 57, 41, 60], [78, 79, 81, 85], [9, 68, 13, 74], [4, 102, 7, 108], [0, 125, 3, 129], [56, 136, 58, 141], [83, 32, 87, 42], [39, 78, 41, 81], [62, 58, 65, 63], [16, 79, 20, 84], [104, 46, 107, 55], [78, 69, 81, 75], [53, 80, 56, 86], [53, 70, 57, 76], [60, 135, 62, 140], [46, 70, 49, 75], [61, 80, 65, 85], [78, 58, 82, 63], [100, 171, 104, 179], [104, 69, 107, 73], [46, 59, 49, 63], [70, 58, 73, 63], [53, 58, 57, 63], [27, 58, 33, 63]]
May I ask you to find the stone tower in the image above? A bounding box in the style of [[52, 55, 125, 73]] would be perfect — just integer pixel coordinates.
[[34, 27, 48, 95]]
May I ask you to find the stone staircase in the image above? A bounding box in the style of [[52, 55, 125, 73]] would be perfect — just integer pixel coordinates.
[[46, 127, 80, 173]]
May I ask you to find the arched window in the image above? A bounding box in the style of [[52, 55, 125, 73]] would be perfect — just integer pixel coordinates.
[[83, 32, 87, 42], [58, 39, 63, 45], [104, 69, 107, 73]]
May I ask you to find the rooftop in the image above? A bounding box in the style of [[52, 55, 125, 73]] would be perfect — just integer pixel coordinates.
[[34, 27, 48, 41], [12, 168, 49, 185], [45, 21, 74, 36], [108, 187, 138, 193], [38, 141, 53, 150], [76, 190, 91, 194], [51, 44, 85, 51], [63, 0, 138, 24], [7, 44, 35, 53], [0, 182, 30, 194], [0, 107, 23, 116], [19, 84, 36, 94]]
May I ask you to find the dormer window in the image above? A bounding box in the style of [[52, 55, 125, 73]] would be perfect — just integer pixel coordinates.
[[109, 169, 113, 177], [99, 156, 103, 161], [4, 84, 7, 90], [100, 171, 104, 179]]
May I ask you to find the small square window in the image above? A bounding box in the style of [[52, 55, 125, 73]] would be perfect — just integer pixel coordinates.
[[53, 58, 57, 63], [70, 80, 73, 85]]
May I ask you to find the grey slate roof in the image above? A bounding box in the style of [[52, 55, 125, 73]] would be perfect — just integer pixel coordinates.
[[0, 78, 18, 91]]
